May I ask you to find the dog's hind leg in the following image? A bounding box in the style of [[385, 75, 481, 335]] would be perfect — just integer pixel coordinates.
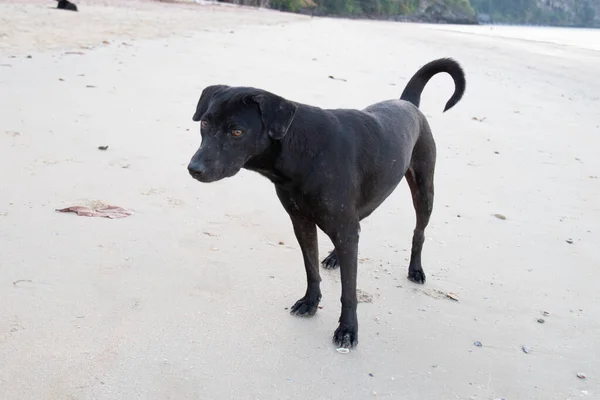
[[321, 250, 339, 269], [405, 130, 436, 284]]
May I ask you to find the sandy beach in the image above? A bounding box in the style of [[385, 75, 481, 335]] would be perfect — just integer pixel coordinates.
[[1, 1, 599, 399]]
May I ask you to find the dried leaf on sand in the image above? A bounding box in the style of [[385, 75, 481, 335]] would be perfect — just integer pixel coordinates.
[[56, 203, 132, 219]]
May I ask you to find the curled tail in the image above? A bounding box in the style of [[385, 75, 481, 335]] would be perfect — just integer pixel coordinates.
[[400, 58, 466, 112]]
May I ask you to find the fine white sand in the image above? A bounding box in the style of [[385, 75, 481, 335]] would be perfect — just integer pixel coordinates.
[[1, 1, 599, 399]]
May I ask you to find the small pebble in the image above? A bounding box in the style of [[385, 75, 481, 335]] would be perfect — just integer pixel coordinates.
[[493, 213, 507, 220], [278, 241, 285, 245], [521, 346, 531, 354], [537, 318, 545, 324], [98, 145, 109, 150], [336, 348, 350, 354], [474, 341, 482, 347], [577, 372, 586, 379], [368, 373, 374, 377], [566, 238, 573, 244], [543, 311, 550, 316]]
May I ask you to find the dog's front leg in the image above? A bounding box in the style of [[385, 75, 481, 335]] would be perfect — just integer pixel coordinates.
[[289, 216, 322, 316], [330, 222, 360, 348]]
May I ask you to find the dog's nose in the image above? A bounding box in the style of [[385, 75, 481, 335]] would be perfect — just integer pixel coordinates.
[[188, 161, 206, 178]]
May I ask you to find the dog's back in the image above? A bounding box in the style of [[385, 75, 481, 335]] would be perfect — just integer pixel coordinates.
[[323, 59, 465, 216]]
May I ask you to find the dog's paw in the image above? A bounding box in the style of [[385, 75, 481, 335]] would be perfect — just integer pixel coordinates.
[[290, 295, 321, 317], [333, 323, 358, 348], [321, 250, 339, 270], [407, 269, 426, 284]]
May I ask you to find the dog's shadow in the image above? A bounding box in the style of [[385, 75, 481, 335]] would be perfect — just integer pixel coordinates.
[[48, 8, 79, 13]]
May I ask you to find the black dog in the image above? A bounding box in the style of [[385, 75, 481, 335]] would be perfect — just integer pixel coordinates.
[[56, 0, 78, 11], [188, 58, 466, 348]]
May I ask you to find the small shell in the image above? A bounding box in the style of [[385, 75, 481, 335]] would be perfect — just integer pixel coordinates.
[[336, 348, 350, 354], [447, 292, 459, 301]]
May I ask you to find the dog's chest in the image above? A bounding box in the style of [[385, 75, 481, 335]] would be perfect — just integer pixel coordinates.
[[277, 184, 336, 221], [280, 187, 309, 214]]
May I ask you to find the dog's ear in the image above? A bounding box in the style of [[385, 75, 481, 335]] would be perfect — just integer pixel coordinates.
[[252, 93, 297, 140], [193, 85, 228, 122]]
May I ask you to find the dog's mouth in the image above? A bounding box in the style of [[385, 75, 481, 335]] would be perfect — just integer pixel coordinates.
[[188, 166, 241, 183], [188, 169, 221, 183]]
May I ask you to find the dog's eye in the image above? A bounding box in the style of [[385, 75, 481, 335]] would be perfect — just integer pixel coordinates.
[[232, 129, 243, 137], [201, 120, 208, 129]]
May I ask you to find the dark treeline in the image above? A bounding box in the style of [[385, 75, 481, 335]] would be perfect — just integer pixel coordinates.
[[472, 0, 597, 27], [249, 0, 600, 27]]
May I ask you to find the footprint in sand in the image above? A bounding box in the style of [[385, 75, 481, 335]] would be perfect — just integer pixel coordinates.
[[140, 188, 166, 196], [167, 197, 185, 207]]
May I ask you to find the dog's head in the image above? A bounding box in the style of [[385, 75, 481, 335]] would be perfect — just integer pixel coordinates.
[[187, 85, 297, 183]]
